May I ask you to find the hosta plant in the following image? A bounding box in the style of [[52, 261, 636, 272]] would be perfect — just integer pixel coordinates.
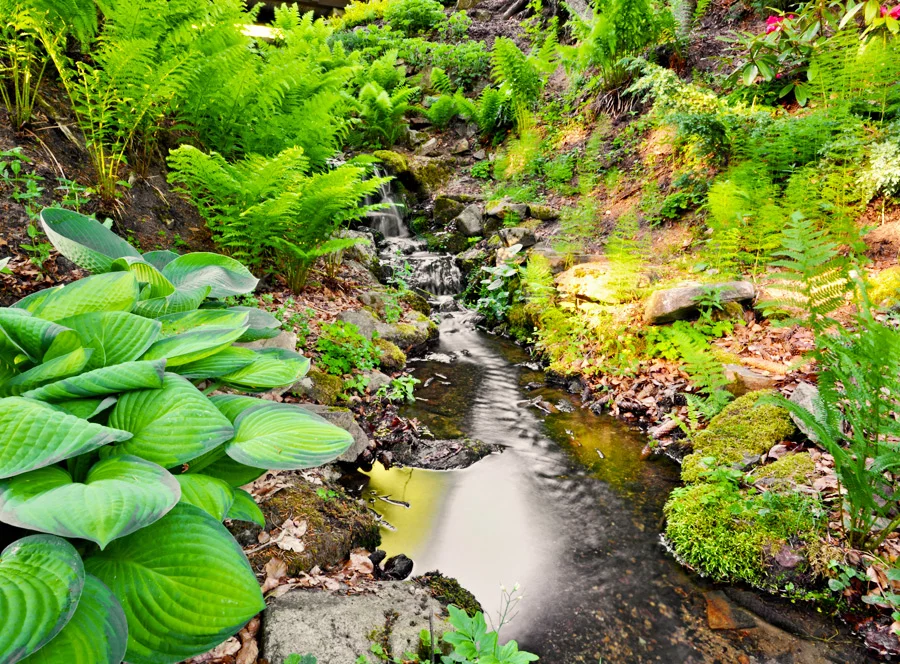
[[0, 208, 354, 663]]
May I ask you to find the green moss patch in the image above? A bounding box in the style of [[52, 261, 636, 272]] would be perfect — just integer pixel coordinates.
[[751, 452, 815, 487], [373, 149, 410, 174], [683, 391, 796, 482], [415, 571, 483, 616], [375, 338, 406, 370]]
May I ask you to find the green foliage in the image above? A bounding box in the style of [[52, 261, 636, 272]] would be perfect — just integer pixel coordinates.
[[771, 277, 900, 549], [442, 605, 538, 663], [315, 321, 382, 375], [376, 375, 421, 403], [350, 82, 418, 148], [384, 0, 446, 35], [470, 160, 493, 180], [285, 655, 318, 664], [859, 138, 900, 202], [0, 209, 352, 663], [167, 146, 385, 290], [605, 211, 648, 301], [426, 90, 476, 129], [431, 41, 491, 91]]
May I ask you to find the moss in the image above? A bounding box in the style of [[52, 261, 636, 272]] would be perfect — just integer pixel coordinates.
[[246, 480, 381, 577], [751, 452, 815, 484], [415, 572, 483, 616], [373, 149, 409, 174], [298, 369, 343, 406], [685, 390, 796, 481], [401, 290, 431, 315], [409, 157, 453, 194], [507, 303, 533, 342], [375, 338, 406, 370], [664, 481, 818, 587], [870, 266, 900, 307]]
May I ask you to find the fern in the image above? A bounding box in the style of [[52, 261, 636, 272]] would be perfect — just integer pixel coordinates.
[[490, 37, 544, 125], [605, 210, 648, 301], [430, 67, 454, 95], [669, 322, 733, 421], [760, 212, 849, 330], [350, 81, 418, 148]]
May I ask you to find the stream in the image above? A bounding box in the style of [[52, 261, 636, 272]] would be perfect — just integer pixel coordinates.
[[355, 182, 874, 663]]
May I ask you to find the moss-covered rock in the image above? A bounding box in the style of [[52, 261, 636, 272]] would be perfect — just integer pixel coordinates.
[[375, 338, 407, 370], [434, 195, 465, 226], [401, 290, 431, 315], [408, 156, 454, 196], [295, 369, 344, 406], [415, 572, 483, 615], [682, 391, 796, 482], [664, 480, 819, 587], [750, 452, 815, 489], [373, 149, 410, 174], [240, 478, 381, 577]]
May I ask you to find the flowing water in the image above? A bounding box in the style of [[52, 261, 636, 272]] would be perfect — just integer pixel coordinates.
[[362, 176, 871, 663]]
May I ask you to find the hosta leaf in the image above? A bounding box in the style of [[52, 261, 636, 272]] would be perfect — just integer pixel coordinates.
[[0, 534, 85, 663], [221, 348, 310, 390], [12, 288, 57, 314], [176, 474, 234, 521], [226, 489, 265, 526], [21, 574, 128, 664], [0, 347, 92, 396], [40, 208, 141, 273], [175, 346, 257, 380], [231, 306, 280, 342], [110, 257, 176, 298], [0, 397, 131, 479], [193, 455, 266, 487], [141, 325, 248, 367], [51, 396, 117, 420], [161, 253, 258, 299], [0, 456, 180, 548], [107, 373, 233, 467], [132, 285, 211, 319], [23, 360, 166, 402], [141, 250, 179, 271], [212, 395, 352, 469], [84, 503, 265, 664], [32, 272, 140, 321], [57, 311, 161, 370], [157, 309, 249, 337], [0, 308, 81, 363]]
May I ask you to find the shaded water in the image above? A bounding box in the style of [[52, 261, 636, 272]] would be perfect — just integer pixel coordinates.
[[363, 313, 870, 663]]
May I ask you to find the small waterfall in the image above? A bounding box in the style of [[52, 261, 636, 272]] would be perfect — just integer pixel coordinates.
[[368, 169, 463, 297]]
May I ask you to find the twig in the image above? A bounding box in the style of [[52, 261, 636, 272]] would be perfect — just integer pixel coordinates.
[[24, 129, 65, 179]]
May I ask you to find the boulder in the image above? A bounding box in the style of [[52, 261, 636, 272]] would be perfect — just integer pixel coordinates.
[[724, 364, 779, 397], [554, 261, 618, 305], [358, 291, 386, 318], [292, 369, 343, 406], [788, 382, 825, 443], [376, 315, 438, 353], [363, 369, 392, 394], [434, 195, 465, 225], [408, 156, 454, 196], [498, 227, 536, 249], [485, 199, 528, 220], [372, 149, 410, 174], [456, 246, 486, 276], [450, 138, 470, 154], [455, 204, 484, 237], [261, 582, 448, 664], [336, 309, 378, 340], [401, 290, 431, 315], [237, 330, 296, 352], [644, 281, 756, 324], [334, 230, 378, 269], [528, 204, 559, 221], [301, 404, 371, 462], [417, 137, 440, 156], [528, 244, 605, 274], [374, 338, 406, 370]]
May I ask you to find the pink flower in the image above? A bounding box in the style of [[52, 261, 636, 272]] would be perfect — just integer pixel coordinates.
[[776, 72, 783, 79], [880, 4, 898, 16], [766, 15, 785, 33]]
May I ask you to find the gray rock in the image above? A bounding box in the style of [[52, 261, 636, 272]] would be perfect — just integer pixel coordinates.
[[376, 316, 438, 353], [334, 230, 378, 269], [407, 129, 427, 147], [473, 149, 486, 160], [789, 382, 826, 442], [434, 195, 465, 225], [261, 582, 448, 664], [336, 309, 378, 340], [643, 281, 756, 324], [528, 244, 605, 274], [456, 246, 486, 276], [724, 364, 779, 397], [417, 137, 440, 156], [292, 370, 343, 406], [455, 204, 484, 237], [485, 199, 528, 221], [529, 204, 559, 221], [363, 369, 392, 394], [300, 404, 371, 463], [236, 330, 297, 352], [358, 291, 386, 318], [498, 227, 536, 249], [450, 138, 470, 154], [495, 244, 526, 266]]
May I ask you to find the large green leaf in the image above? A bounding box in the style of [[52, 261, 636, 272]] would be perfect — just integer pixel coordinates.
[[161, 253, 258, 299], [141, 250, 179, 271], [0, 308, 82, 363], [132, 285, 211, 319], [40, 208, 141, 273], [12, 288, 57, 314], [21, 574, 128, 664], [221, 348, 310, 390], [31, 272, 140, 321], [176, 474, 234, 521], [226, 488, 265, 526], [85, 503, 265, 664], [192, 455, 266, 487], [141, 325, 248, 367], [109, 257, 176, 298], [0, 397, 131, 479], [51, 396, 117, 420], [212, 395, 353, 469], [23, 360, 166, 402], [57, 311, 161, 370], [1, 347, 92, 396], [231, 306, 281, 342], [157, 309, 249, 337], [175, 346, 257, 380], [0, 534, 85, 663], [106, 374, 233, 467], [0, 456, 180, 548]]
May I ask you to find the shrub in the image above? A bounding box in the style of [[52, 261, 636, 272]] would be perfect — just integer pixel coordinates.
[[383, 0, 446, 35], [0, 209, 353, 663], [430, 40, 491, 91], [315, 321, 382, 375], [349, 82, 419, 148]]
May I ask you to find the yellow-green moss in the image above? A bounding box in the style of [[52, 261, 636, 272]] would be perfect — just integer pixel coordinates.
[[375, 338, 406, 370], [870, 266, 900, 307], [401, 290, 431, 315], [751, 452, 815, 484], [684, 391, 796, 482], [373, 149, 409, 174], [297, 369, 343, 406]]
